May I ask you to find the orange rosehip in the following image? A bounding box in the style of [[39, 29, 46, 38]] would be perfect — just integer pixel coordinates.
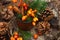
[[23, 3, 28, 10], [31, 13, 35, 17], [33, 17, 38, 22], [27, 9, 32, 14], [33, 19, 36, 22], [10, 37, 15, 40], [8, 6, 13, 10], [27, 11, 31, 15], [17, 37, 23, 40], [33, 34, 38, 39], [34, 9, 37, 12], [23, 3, 27, 7], [14, 32, 18, 35], [29, 9, 32, 11], [35, 17, 38, 21], [13, 32, 19, 38], [32, 22, 36, 26], [14, 35, 18, 38], [22, 16, 27, 21], [12, 0, 17, 3]]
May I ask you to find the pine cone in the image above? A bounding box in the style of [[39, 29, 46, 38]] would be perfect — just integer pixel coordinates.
[[0, 8, 14, 21], [39, 8, 54, 21], [0, 22, 8, 35], [36, 21, 50, 35]]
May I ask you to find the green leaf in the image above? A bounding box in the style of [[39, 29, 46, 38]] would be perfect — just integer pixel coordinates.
[[17, 14, 22, 19], [25, 16, 33, 23], [24, 0, 29, 3], [29, 0, 47, 12], [18, 29, 32, 40]]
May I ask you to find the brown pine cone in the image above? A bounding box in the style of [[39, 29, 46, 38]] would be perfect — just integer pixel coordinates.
[[0, 22, 8, 35], [40, 8, 54, 21], [36, 21, 50, 35], [0, 8, 14, 20]]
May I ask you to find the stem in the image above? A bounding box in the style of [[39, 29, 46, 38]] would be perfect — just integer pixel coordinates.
[[20, 0, 24, 15], [22, 6, 24, 15], [35, 39, 37, 40]]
